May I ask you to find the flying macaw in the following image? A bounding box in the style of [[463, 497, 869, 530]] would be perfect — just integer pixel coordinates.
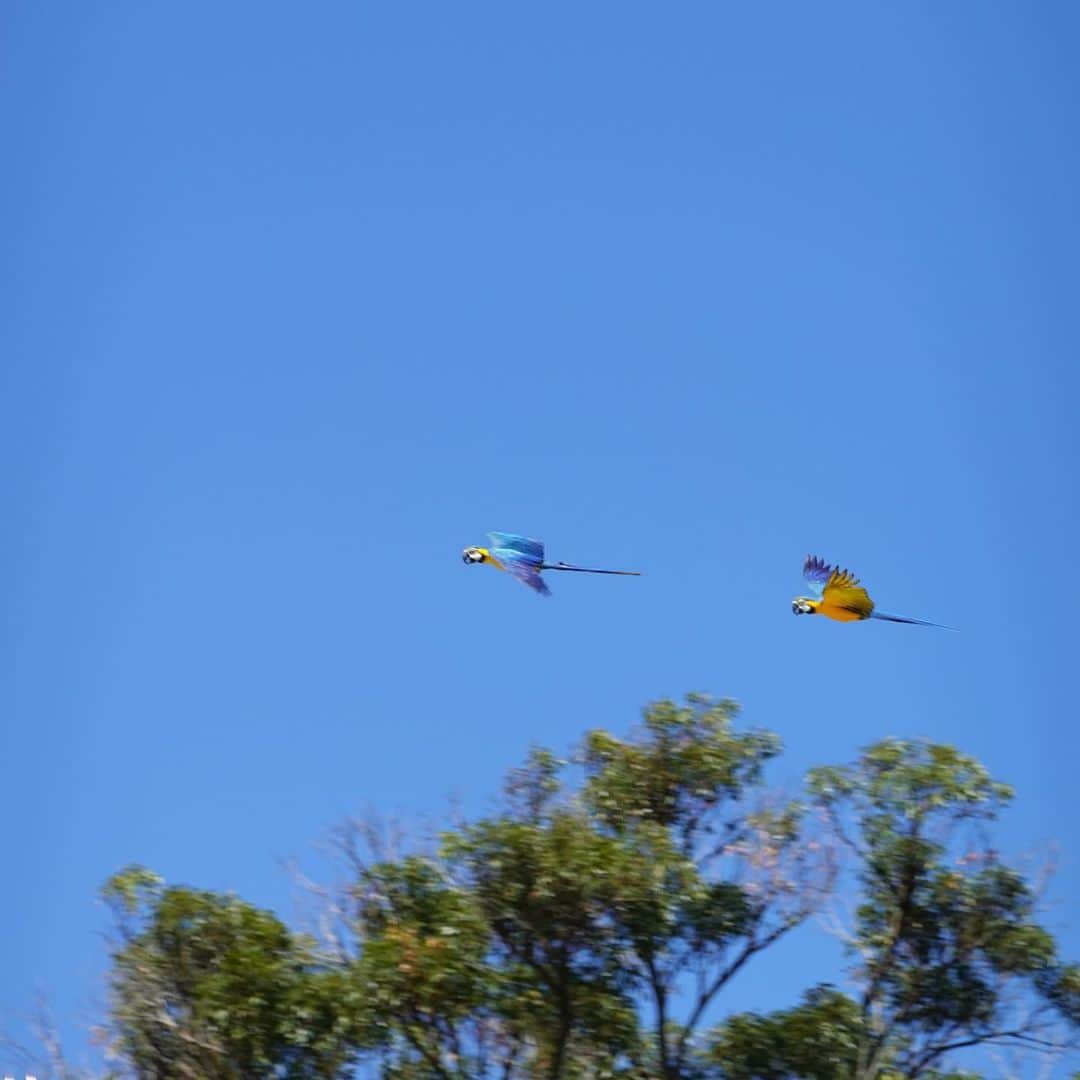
[[792, 555, 954, 628], [462, 532, 641, 596]]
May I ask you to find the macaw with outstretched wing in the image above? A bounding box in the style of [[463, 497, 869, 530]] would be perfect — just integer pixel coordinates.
[[792, 555, 953, 628], [462, 532, 640, 596]]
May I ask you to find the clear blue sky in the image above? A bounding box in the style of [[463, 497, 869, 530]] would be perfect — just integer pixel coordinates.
[[3, 2, 1078, 1072]]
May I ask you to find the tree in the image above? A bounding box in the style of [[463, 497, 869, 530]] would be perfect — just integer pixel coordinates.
[[704, 739, 1079, 1079], [342, 695, 829, 1078], [100, 866, 366, 1078], [575, 695, 832, 1078], [41, 696, 1079, 1079], [705, 984, 864, 1079]]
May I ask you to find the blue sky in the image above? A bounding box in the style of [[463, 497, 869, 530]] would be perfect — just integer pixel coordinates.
[[3, 2, 1078, 1072]]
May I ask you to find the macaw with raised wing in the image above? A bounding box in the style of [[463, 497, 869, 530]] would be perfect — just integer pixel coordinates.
[[792, 555, 954, 628], [462, 532, 640, 596]]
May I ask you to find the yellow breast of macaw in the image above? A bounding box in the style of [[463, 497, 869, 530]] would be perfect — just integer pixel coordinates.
[[479, 549, 505, 571], [813, 598, 870, 623]]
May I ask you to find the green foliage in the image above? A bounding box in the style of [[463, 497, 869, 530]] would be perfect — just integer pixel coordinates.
[[707, 985, 865, 1079], [582, 695, 781, 842], [445, 802, 648, 1074], [103, 869, 364, 1078], [810, 738, 1075, 1077], [576, 697, 822, 1078], [101, 864, 164, 916], [349, 854, 499, 1076], [83, 702, 1077, 1080], [1039, 962, 1080, 1025]]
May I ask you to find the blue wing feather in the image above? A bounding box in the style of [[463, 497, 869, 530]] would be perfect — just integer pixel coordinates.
[[488, 532, 545, 566], [802, 555, 833, 598], [494, 549, 551, 595], [488, 534, 550, 595]]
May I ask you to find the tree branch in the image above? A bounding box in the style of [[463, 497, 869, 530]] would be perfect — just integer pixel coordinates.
[[903, 1027, 1068, 1078], [673, 914, 801, 1073], [644, 950, 673, 1079]]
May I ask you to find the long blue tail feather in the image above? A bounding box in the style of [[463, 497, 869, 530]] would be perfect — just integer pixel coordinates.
[[542, 562, 641, 576], [871, 611, 956, 631]]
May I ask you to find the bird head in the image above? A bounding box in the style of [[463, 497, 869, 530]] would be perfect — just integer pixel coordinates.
[[792, 597, 816, 615], [462, 546, 488, 565]]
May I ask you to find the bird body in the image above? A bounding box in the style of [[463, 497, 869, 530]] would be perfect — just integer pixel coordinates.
[[462, 532, 640, 596], [793, 555, 953, 629]]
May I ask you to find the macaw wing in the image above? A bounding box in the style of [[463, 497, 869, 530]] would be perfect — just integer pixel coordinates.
[[802, 555, 834, 598], [493, 547, 551, 596], [822, 566, 875, 618], [488, 532, 545, 566]]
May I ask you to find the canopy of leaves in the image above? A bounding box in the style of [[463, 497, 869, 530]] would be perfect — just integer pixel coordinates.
[[102, 867, 365, 1079], [810, 739, 1076, 1078], [706, 984, 865, 1079], [79, 701, 1078, 1080]]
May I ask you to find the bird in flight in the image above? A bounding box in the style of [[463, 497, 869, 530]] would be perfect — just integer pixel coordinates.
[[792, 555, 954, 628], [462, 532, 641, 596]]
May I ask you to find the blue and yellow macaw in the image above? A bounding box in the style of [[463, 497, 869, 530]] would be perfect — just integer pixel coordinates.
[[462, 532, 641, 596], [792, 555, 954, 628]]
